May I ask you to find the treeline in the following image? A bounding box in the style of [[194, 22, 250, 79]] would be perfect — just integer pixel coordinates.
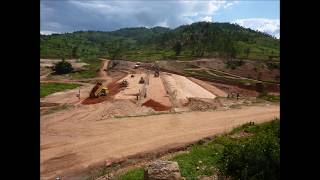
[[40, 22, 280, 61]]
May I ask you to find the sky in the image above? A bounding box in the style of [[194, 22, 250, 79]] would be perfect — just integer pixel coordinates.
[[40, 0, 280, 38]]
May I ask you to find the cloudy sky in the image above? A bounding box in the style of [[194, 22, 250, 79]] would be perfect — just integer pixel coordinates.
[[41, 0, 280, 38]]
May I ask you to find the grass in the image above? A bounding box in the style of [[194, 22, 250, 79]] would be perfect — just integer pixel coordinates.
[[259, 93, 280, 102], [118, 168, 144, 180], [171, 119, 279, 179], [117, 119, 280, 180], [235, 41, 280, 61], [69, 57, 102, 79], [40, 83, 81, 98]]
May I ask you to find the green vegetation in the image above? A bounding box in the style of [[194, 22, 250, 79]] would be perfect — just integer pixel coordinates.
[[172, 119, 280, 180], [40, 83, 81, 97], [41, 22, 279, 61], [259, 93, 280, 102], [69, 57, 101, 79], [266, 61, 280, 70], [53, 59, 73, 74], [119, 168, 144, 180], [118, 120, 280, 180], [225, 59, 245, 70]]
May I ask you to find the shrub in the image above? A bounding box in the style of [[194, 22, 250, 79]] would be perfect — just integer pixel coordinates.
[[53, 59, 73, 74], [259, 93, 280, 102], [226, 59, 245, 70], [266, 62, 280, 70], [218, 131, 280, 180]]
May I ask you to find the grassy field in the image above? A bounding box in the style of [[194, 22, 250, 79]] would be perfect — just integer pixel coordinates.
[[116, 119, 280, 180], [40, 83, 81, 98], [69, 57, 102, 79]]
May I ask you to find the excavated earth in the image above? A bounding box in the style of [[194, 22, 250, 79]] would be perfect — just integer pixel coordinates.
[[40, 60, 278, 180]]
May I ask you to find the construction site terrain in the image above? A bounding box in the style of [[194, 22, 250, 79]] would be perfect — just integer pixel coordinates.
[[40, 59, 280, 180]]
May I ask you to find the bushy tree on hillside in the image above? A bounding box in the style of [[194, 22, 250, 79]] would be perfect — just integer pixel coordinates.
[[53, 59, 73, 74], [173, 41, 182, 55], [40, 22, 280, 61]]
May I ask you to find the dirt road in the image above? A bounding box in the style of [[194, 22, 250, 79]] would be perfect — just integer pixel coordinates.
[[41, 104, 279, 180]]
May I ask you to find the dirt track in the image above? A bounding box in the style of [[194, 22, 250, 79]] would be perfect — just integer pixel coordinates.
[[40, 104, 279, 180]]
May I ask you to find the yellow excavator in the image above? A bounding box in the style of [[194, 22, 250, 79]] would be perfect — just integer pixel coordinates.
[[90, 82, 109, 98]]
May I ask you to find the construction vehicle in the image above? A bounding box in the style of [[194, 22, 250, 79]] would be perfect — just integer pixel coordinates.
[[120, 80, 129, 87], [134, 62, 141, 69], [90, 82, 109, 98], [139, 77, 145, 84]]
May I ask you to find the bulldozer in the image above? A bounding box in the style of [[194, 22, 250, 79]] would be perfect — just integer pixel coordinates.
[[90, 82, 109, 98], [120, 80, 129, 87]]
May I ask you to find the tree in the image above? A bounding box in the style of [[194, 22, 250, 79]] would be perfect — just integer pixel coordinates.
[[173, 41, 182, 56], [53, 59, 73, 74], [244, 48, 250, 57], [72, 46, 78, 58]]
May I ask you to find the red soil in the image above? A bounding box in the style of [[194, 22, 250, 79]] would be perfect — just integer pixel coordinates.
[[142, 99, 171, 111], [82, 82, 122, 105]]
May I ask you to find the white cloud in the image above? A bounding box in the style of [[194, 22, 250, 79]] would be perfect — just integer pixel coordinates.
[[233, 18, 280, 39], [40, 30, 58, 35], [201, 16, 213, 22], [41, 0, 238, 32], [155, 21, 169, 28]]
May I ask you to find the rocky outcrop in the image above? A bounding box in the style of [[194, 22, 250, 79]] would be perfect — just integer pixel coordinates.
[[144, 160, 183, 180]]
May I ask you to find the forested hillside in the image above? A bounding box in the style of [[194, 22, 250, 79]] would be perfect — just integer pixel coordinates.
[[40, 22, 279, 61]]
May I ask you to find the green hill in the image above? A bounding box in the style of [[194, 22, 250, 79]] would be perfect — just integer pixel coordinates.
[[40, 22, 279, 61]]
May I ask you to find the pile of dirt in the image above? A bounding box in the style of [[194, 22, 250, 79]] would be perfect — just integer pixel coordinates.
[[142, 99, 171, 111], [184, 98, 221, 111], [82, 82, 122, 105], [100, 100, 154, 119]]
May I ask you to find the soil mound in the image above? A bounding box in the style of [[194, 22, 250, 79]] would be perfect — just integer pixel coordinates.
[[142, 99, 171, 111], [184, 98, 221, 111], [82, 82, 122, 105]]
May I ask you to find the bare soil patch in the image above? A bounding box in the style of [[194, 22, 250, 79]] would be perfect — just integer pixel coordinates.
[[144, 74, 172, 107], [187, 77, 227, 97], [40, 59, 88, 71], [41, 105, 279, 180], [184, 98, 222, 111], [210, 81, 259, 97], [115, 73, 146, 100], [142, 99, 171, 111], [162, 73, 216, 106]]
